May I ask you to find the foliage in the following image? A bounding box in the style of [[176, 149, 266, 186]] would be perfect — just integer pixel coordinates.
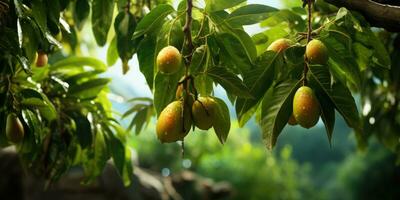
[[0, 0, 398, 185]]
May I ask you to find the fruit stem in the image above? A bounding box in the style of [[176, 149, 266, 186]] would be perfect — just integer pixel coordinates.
[[183, 0, 194, 72], [303, 0, 313, 86]]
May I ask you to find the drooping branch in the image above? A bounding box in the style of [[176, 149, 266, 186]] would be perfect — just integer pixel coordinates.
[[324, 0, 400, 32]]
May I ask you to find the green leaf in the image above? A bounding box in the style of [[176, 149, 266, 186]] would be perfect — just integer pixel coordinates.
[[212, 97, 231, 144], [21, 98, 57, 121], [115, 11, 138, 74], [153, 72, 182, 116], [137, 36, 156, 89], [308, 65, 360, 130], [107, 37, 119, 66], [205, 66, 252, 98], [74, 0, 90, 30], [205, 0, 246, 12], [68, 78, 110, 99], [72, 113, 92, 148], [92, 0, 115, 46], [128, 108, 148, 134], [190, 45, 208, 75], [93, 130, 109, 177], [261, 80, 301, 149], [21, 109, 43, 144], [132, 4, 175, 39], [227, 4, 277, 26], [260, 9, 305, 31], [216, 32, 254, 73], [52, 57, 107, 71], [308, 65, 335, 144], [122, 104, 147, 118], [320, 36, 361, 89], [235, 51, 279, 126]]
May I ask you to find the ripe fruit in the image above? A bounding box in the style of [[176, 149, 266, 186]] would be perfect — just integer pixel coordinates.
[[156, 101, 191, 143], [293, 86, 320, 128], [6, 113, 25, 143], [288, 114, 298, 126], [156, 46, 182, 74], [36, 52, 48, 67], [192, 97, 217, 130], [306, 39, 328, 64], [267, 38, 292, 53]]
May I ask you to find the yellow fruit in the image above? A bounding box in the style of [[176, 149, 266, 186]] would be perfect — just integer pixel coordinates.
[[306, 39, 328, 64], [267, 38, 292, 53], [36, 52, 48, 67], [293, 86, 320, 128], [6, 113, 25, 143], [156, 46, 182, 74], [192, 97, 216, 130], [288, 114, 298, 126], [156, 101, 191, 143]]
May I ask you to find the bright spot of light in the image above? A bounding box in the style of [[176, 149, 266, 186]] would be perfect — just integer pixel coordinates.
[[182, 159, 192, 169], [369, 117, 375, 125], [363, 101, 371, 116], [161, 168, 170, 177]]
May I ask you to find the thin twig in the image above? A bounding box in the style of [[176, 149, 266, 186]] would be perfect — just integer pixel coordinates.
[[303, 0, 313, 86]]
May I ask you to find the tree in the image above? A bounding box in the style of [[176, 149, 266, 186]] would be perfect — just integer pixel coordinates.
[[0, 0, 398, 185]]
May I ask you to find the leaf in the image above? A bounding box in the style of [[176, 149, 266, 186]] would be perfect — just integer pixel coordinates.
[[68, 78, 110, 99], [235, 51, 279, 126], [114, 11, 138, 73], [308, 65, 360, 130], [107, 37, 119, 66], [21, 109, 43, 144], [132, 4, 175, 39], [128, 108, 148, 134], [261, 80, 301, 149], [137, 37, 156, 89], [92, 0, 115, 46], [205, 66, 252, 98], [205, 0, 246, 12], [93, 130, 108, 176], [21, 98, 57, 121], [153, 72, 182, 116], [260, 9, 305, 31], [52, 57, 107, 71], [321, 36, 361, 90], [122, 104, 147, 119], [72, 113, 92, 148], [212, 97, 231, 144], [227, 4, 278, 26], [190, 45, 208, 75], [74, 0, 90, 30], [308, 65, 335, 144]]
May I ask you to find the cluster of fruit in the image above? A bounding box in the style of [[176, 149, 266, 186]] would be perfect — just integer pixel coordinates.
[[155, 46, 219, 143], [267, 38, 328, 129]]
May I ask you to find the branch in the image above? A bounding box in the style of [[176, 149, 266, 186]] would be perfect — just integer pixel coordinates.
[[324, 0, 400, 32]]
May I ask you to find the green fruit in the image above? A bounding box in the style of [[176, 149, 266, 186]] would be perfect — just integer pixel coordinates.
[[306, 39, 328, 64], [267, 38, 292, 53], [156, 101, 191, 143], [36, 52, 48, 67], [6, 113, 25, 143], [192, 97, 216, 130], [157, 46, 182, 74], [288, 114, 298, 126], [293, 86, 320, 128]]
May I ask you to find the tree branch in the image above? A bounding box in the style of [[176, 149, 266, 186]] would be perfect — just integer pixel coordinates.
[[324, 0, 400, 32]]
